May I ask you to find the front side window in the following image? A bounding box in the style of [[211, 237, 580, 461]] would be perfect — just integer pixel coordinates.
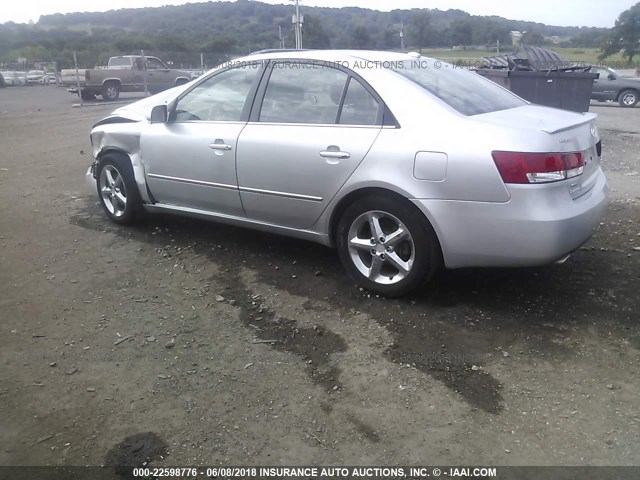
[[592, 68, 606, 79], [173, 64, 260, 122], [259, 62, 349, 124], [146, 58, 166, 70]]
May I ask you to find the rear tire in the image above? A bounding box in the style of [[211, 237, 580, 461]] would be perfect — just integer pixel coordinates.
[[102, 82, 120, 101], [618, 89, 638, 108], [336, 195, 442, 297], [96, 153, 141, 225]]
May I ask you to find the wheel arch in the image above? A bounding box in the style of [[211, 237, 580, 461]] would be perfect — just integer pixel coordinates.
[[175, 77, 190, 86], [95, 148, 151, 204], [101, 78, 123, 88], [96, 147, 130, 163], [617, 87, 639, 101], [328, 186, 443, 254]]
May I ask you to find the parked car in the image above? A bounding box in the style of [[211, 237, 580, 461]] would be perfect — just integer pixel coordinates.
[[590, 66, 640, 107], [0, 71, 26, 86], [86, 50, 608, 296], [26, 70, 49, 85], [46, 72, 58, 85], [15, 71, 27, 85], [61, 55, 192, 101]]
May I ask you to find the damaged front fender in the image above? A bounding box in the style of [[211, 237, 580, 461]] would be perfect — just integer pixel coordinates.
[[90, 123, 151, 204]]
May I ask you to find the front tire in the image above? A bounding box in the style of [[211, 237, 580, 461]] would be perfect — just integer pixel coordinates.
[[618, 89, 638, 108], [96, 154, 141, 225], [336, 195, 442, 297]]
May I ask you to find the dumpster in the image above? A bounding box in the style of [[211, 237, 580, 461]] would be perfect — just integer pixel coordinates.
[[475, 45, 597, 113], [475, 69, 598, 112]]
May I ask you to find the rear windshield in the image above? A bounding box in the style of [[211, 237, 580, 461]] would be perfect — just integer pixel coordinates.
[[109, 57, 131, 67], [391, 59, 526, 116]]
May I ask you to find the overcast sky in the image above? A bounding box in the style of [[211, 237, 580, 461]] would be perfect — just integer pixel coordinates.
[[1, 0, 636, 27]]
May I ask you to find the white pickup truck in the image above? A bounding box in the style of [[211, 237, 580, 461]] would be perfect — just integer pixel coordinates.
[[61, 55, 193, 101]]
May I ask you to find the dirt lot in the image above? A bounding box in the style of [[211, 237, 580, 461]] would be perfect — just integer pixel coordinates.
[[1, 86, 639, 469]]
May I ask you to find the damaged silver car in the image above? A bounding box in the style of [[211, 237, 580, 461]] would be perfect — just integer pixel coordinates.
[[87, 50, 608, 296]]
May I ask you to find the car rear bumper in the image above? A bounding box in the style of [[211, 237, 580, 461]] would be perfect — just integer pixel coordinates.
[[413, 168, 609, 268]]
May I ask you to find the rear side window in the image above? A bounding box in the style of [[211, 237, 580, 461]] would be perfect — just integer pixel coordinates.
[[109, 57, 131, 68], [260, 62, 348, 124], [339, 78, 380, 126], [392, 59, 526, 115]]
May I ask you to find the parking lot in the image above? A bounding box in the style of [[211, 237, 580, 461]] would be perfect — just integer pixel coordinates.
[[0, 86, 639, 467]]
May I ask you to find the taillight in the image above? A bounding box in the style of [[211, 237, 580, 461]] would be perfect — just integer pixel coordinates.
[[492, 151, 585, 184]]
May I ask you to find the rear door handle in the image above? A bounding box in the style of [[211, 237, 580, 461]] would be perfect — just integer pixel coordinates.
[[319, 150, 350, 159]]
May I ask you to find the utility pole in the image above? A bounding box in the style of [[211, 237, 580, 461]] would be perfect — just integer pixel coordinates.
[[400, 22, 405, 51], [497, 39, 500, 54], [291, 0, 303, 49]]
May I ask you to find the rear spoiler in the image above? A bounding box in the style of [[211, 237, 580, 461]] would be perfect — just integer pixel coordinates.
[[541, 112, 597, 134]]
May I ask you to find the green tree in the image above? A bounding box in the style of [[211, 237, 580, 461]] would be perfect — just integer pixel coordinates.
[[351, 24, 370, 49], [408, 11, 431, 50], [114, 36, 153, 53], [450, 18, 472, 47], [302, 15, 331, 49], [599, 2, 640, 64], [203, 35, 237, 54], [524, 31, 545, 46]]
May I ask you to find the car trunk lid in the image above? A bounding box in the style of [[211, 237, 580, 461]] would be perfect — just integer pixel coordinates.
[[478, 105, 601, 199]]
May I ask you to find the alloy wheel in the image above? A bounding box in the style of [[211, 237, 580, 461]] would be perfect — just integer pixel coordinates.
[[99, 165, 127, 217], [347, 210, 415, 285], [622, 92, 637, 106]]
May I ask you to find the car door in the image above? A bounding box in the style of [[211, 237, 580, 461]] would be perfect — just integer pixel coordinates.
[[140, 62, 263, 216], [591, 68, 606, 100], [146, 57, 176, 92], [236, 61, 383, 229], [592, 68, 616, 101]]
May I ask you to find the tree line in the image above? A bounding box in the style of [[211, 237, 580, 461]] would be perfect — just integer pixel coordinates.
[[0, 0, 619, 69]]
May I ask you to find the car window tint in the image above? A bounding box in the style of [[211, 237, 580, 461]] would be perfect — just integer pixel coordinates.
[[392, 59, 526, 115], [174, 65, 259, 122], [338, 78, 380, 125], [260, 62, 348, 124]]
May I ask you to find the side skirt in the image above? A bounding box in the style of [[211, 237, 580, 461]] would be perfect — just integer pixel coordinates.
[[143, 203, 332, 247]]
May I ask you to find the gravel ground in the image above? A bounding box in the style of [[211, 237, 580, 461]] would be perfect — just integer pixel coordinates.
[[1, 86, 639, 468]]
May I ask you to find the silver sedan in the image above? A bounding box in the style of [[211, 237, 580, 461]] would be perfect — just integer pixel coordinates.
[[87, 50, 608, 296]]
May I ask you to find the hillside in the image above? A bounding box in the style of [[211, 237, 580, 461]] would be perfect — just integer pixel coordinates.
[[0, 0, 609, 69]]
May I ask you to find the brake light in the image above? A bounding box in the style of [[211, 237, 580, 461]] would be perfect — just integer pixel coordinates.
[[492, 151, 585, 184]]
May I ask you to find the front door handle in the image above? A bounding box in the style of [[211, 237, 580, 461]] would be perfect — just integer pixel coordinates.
[[209, 142, 232, 151], [319, 150, 350, 159]]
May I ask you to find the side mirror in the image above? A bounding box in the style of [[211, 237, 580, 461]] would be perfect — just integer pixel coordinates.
[[150, 105, 168, 123], [607, 74, 616, 80]]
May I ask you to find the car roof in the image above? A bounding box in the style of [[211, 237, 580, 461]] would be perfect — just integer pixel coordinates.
[[243, 49, 431, 63]]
